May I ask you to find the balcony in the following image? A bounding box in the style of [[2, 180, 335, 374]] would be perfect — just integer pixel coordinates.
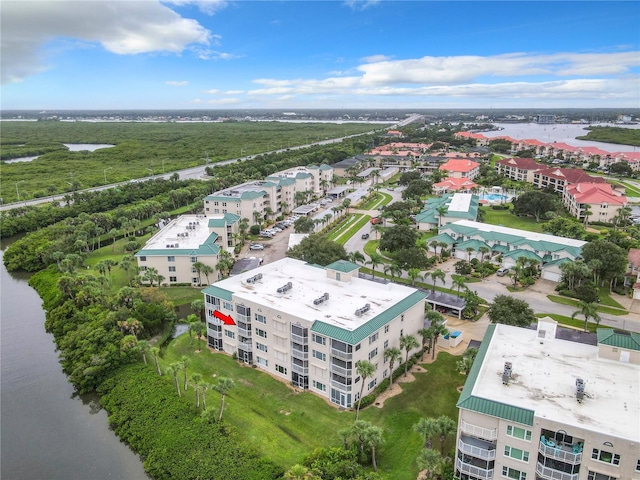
[[238, 341, 252, 352], [291, 363, 308, 375], [291, 347, 309, 360], [538, 441, 583, 465], [330, 379, 352, 392], [291, 332, 308, 344], [460, 421, 498, 441], [207, 328, 222, 339], [458, 436, 496, 461], [536, 462, 579, 480], [455, 458, 494, 480], [331, 348, 352, 361], [236, 313, 250, 323], [330, 363, 352, 376]]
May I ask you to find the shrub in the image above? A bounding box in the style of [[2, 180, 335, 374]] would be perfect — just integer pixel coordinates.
[[249, 225, 261, 235]]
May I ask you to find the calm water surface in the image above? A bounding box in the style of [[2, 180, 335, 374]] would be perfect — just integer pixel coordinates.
[[0, 244, 147, 480]]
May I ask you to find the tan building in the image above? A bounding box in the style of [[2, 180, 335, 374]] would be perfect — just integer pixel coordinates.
[[563, 183, 628, 224], [455, 320, 640, 480], [202, 258, 426, 408], [135, 214, 224, 286], [439, 159, 481, 180], [494, 157, 542, 183]]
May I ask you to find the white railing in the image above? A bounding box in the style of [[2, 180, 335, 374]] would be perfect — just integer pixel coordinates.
[[237, 326, 251, 337], [536, 462, 579, 480], [290, 333, 308, 344], [291, 347, 309, 360], [331, 348, 352, 360], [460, 421, 498, 440], [538, 442, 582, 464], [458, 439, 496, 461], [238, 341, 252, 351], [455, 458, 494, 479], [291, 364, 308, 375], [330, 379, 352, 392], [330, 364, 352, 376]]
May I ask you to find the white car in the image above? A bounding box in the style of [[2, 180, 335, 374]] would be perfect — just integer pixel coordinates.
[[270, 227, 282, 233], [249, 244, 264, 250]]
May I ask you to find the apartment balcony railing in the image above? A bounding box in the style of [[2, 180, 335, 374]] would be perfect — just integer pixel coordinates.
[[458, 438, 496, 461], [460, 421, 498, 441], [238, 341, 252, 352], [291, 347, 309, 360], [455, 458, 494, 480], [535, 462, 579, 480], [330, 364, 352, 377], [207, 328, 222, 339], [290, 333, 308, 345], [330, 379, 352, 392], [291, 363, 308, 375], [331, 348, 352, 361], [236, 313, 250, 323], [237, 326, 252, 338], [538, 441, 583, 465]]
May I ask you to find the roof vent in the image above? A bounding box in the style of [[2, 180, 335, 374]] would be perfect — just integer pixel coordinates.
[[277, 282, 293, 294], [576, 378, 585, 403], [313, 293, 329, 305], [355, 303, 371, 317], [175, 243, 179, 248], [502, 362, 513, 385], [245, 273, 263, 285]]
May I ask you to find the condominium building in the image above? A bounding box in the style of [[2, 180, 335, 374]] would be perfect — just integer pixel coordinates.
[[455, 320, 640, 480], [439, 159, 481, 180], [201, 257, 426, 408], [416, 194, 480, 231], [563, 183, 628, 224]]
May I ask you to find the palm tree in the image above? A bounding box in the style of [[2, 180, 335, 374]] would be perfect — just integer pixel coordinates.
[[383, 347, 402, 389], [167, 362, 182, 396], [430, 269, 445, 292], [417, 328, 433, 361], [582, 204, 592, 227], [372, 223, 384, 240], [355, 360, 376, 421], [180, 355, 190, 391], [435, 415, 456, 455], [137, 340, 149, 365], [348, 251, 365, 266], [429, 240, 439, 259], [201, 264, 214, 284], [571, 300, 601, 332], [150, 347, 162, 375], [452, 276, 466, 297], [407, 268, 423, 286], [429, 318, 448, 360], [215, 377, 235, 422], [367, 252, 384, 279], [413, 417, 439, 448], [399, 334, 419, 377], [364, 424, 384, 472], [283, 464, 318, 480], [465, 246, 476, 263], [200, 382, 210, 411], [384, 263, 402, 282], [478, 246, 490, 277], [436, 205, 448, 227], [193, 261, 205, 285], [416, 448, 444, 480], [191, 372, 203, 408]]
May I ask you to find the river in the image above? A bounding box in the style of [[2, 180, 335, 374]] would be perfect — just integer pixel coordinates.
[[0, 242, 147, 480]]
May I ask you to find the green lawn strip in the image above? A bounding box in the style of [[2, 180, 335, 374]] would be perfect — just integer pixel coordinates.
[[619, 181, 640, 197], [362, 353, 464, 479], [358, 194, 383, 210], [534, 313, 598, 333], [546, 295, 628, 316], [480, 207, 544, 232], [163, 334, 465, 479], [159, 286, 203, 305], [326, 214, 362, 241], [596, 289, 626, 309], [334, 215, 371, 245], [451, 273, 481, 284], [369, 192, 393, 210]]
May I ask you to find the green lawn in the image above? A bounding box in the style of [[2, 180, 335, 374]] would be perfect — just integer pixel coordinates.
[[546, 295, 628, 316], [480, 207, 544, 232], [161, 335, 465, 479]]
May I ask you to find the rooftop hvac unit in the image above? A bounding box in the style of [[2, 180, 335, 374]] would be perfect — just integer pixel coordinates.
[[277, 282, 293, 294], [246, 273, 263, 285], [175, 243, 179, 248], [166, 244, 171, 248], [502, 362, 513, 385], [313, 292, 330, 305], [576, 378, 585, 403], [185, 232, 189, 237], [355, 303, 371, 317]]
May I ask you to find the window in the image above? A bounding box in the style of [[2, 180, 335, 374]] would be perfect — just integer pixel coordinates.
[[336, 272, 341, 281], [355, 344, 361, 351], [313, 334, 326, 346], [169, 276, 177, 282], [401, 314, 404, 322], [368, 378, 377, 390], [369, 332, 379, 344], [504, 446, 529, 462], [636, 459, 640, 472], [587, 472, 617, 480], [369, 348, 378, 360], [206, 295, 220, 307], [169, 266, 176, 272], [506, 425, 532, 441], [192, 278, 198, 284], [312, 350, 326, 361], [139, 256, 146, 261], [256, 342, 267, 352], [190, 257, 197, 263], [501, 466, 526, 480], [256, 356, 268, 367], [223, 301, 233, 311], [167, 256, 175, 262], [383, 369, 388, 378], [255, 328, 267, 338], [591, 449, 620, 465], [384, 325, 389, 334], [275, 364, 287, 375], [225, 330, 235, 339], [313, 380, 326, 392], [255, 314, 266, 324], [384, 340, 389, 349]]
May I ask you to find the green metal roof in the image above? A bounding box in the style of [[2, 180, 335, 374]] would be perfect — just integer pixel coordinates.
[[428, 233, 456, 245], [325, 260, 360, 273], [492, 244, 509, 253], [503, 249, 542, 262], [201, 284, 233, 301], [597, 329, 640, 351], [310, 290, 426, 345], [204, 194, 241, 203], [240, 190, 266, 200], [457, 324, 535, 426], [456, 239, 491, 251], [208, 213, 241, 227]]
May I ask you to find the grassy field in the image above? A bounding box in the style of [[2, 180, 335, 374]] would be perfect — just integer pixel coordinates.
[[162, 334, 465, 479], [480, 206, 545, 232], [546, 295, 628, 316]]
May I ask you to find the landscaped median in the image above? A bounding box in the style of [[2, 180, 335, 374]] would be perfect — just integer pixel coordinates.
[[546, 294, 629, 316], [325, 213, 369, 245]]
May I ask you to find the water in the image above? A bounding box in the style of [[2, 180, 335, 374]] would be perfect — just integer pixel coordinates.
[[482, 123, 639, 153], [0, 243, 147, 480], [4, 155, 40, 163], [63, 143, 115, 152]]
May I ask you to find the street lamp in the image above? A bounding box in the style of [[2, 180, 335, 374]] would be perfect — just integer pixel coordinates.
[[103, 167, 113, 183], [15, 180, 25, 202]]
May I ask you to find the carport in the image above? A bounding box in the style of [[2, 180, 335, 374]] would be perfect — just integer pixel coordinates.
[[422, 290, 466, 319]]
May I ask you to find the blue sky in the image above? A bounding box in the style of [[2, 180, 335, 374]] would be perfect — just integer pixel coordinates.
[[2, 0, 639, 110]]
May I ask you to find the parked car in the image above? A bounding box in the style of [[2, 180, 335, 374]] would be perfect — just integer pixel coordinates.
[[496, 267, 510, 276], [370, 217, 383, 225], [361, 233, 370, 240], [249, 244, 264, 250]]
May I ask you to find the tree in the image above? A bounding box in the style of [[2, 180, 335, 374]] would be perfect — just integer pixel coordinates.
[[191, 372, 203, 408], [457, 347, 478, 376], [167, 362, 182, 396], [428, 318, 448, 360], [435, 415, 456, 455], [347, 251, 365, 266], [512, 190, 559, 222], [180, 355, 190, 391], [407, 268, 424, 286], [572, 301, 601, 332], [582, 204, 592, 228], [416, 448, 444, 480], [581, 240, 627, 290], [430, 268, 445, 292], [363, 423, 384, 472], [436, 205, 448, 227], [379, 224, 419, 253], [399, 334, 419, 377], [191, 299, 205, 322], [367, 252, 384, 279], [452, 276, 466, 297], [192, 321, 206, 351], [150, 347, 162, 375], [384, 262, 402, 281], [287, 233, 347, 266], [192, 261, 205, 285], [383, 347, 402, 389], [413, 417, 439, 448], [283, 464, 318, 480], [355, 360, 375, 421], [487, 295, 536, 327], [215, 377, 235, 422]]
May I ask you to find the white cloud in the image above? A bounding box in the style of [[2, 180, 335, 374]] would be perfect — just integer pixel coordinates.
[[206, 97, 241, 104], [203, 89, 220, 94], [166, 80, 189, 87], [1, 0, 212, 84], [343, 0, 381, 12], [163, 0, 229, 15], [224, 90, 245, 94]]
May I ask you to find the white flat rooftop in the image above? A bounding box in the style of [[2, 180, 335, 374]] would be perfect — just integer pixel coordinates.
[[448, 193, 472, 212], [214, 257, 418, 331], [474, 324, 639, 441], [452, 219, 587, 248], [144, 215, 211, 250]]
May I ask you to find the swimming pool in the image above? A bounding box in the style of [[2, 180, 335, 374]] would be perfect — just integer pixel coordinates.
[[479, 193, 508, 202]]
